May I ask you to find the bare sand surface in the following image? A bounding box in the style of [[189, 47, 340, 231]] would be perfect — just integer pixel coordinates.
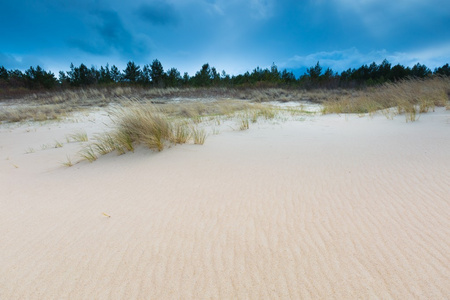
[[1, 107, 449, 299]]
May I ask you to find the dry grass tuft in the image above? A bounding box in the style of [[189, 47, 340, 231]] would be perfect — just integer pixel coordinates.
[[240, 88, 351, 104], [0, 86, 327, 124], [191, 126, 207, 145], [25, 147, 35, 154], [68, 131, 88, 142], [239, 114, 250, 130], [79, 145, 98, 162], [172, 121, 191, 144], [159, 100, 252, 120], [0, 104, 71, 123], [54, 140, 63, 148], [61, 155, 74, 167], [322, 77, 450, 121], [91, 133, 117, 155], [79, 101, 212, 161], [78, 99, 261, 161], [111, 103, 173, 152], [256, 105, 277, 120]]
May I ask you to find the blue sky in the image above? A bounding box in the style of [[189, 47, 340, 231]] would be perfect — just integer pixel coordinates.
[[1, 0, 449, 76]]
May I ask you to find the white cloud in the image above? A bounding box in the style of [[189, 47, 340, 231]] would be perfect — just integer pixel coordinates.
[[285, 45, 450, 72], [285, 48, 382, 71], [404, 43, 450, 68], [0, 53, 45, 70]]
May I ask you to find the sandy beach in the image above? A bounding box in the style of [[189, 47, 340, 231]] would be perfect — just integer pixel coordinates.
[[1, 105, 449, 299]]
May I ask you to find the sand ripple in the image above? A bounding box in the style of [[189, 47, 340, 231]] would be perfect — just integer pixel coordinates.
[[1, 111, 449, 299]]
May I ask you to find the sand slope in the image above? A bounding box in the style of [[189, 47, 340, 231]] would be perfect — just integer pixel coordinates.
[[1, 108, 449, 299]]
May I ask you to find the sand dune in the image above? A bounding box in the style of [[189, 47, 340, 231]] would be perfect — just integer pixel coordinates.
[[1, 107, 449, 299]]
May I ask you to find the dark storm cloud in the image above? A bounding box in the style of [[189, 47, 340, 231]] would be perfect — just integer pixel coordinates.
[[69, 9, 148, 58], [68, 39, 108, 56], [1, 0, 449, 74], [136, 1, 179, 26]]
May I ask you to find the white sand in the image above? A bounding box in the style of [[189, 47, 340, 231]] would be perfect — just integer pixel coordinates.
[[1, 107, 449, 299]]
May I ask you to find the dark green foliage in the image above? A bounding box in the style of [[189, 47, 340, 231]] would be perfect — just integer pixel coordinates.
[[377, 59, 391, 80], [98, 64, 114, 85], [221, 70, 231, 83], [66, 63, 98, 86], [391, 64, 409, 80], [211, 67, 221, 85], [322, 68, 333, 79], [141, 64, 151, 85], [281, 69, 296, 84], [7, 69, 26, 88], [434, 63, 450, 76], [150, 59, 165, 87], [191, 63, 214, 87], [0, 66, 8, 81], [411, 63, 431, 78], [166, 67, 182, 87], [123, 61, 142, 83], [270, 63, 280, 83], [59, 71, 70, 86], [307, 62, 322, 80], [182, 72, 190, 86], [0, 59, 449, 93], [0, 66, 9, 89], [24, 65, 57, 89], [110, 65, 122, 82], [340, 68, 353, 81], [235, 64, 284, 87], [300, 62, 340, 88]]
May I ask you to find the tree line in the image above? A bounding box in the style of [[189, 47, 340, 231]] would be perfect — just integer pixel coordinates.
[[1, 59, 449, 91]]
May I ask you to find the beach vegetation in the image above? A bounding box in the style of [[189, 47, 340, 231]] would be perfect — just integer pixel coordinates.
[[77, 101, 219, 161], [112, 103, 173, 151], [173, 121, 191, 144], [25, 147, 35, 154], [1, 59, 449, 100], [68, 130, 88, 142], [239, 115, 250, 130], [321, 77, 450, 121], [92, 133, 117, 155], [79, 145, 98, 162], [62, 155, 74, 167], [191, 126, 207, 144], [211, 127, 220, 135]]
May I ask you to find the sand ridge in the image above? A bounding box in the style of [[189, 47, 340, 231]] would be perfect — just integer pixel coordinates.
[[1, 108, 449, 299]]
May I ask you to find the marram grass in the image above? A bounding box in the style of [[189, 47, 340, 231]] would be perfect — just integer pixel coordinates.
[[191, 126, 207, 145], [239, 115, 250, 130], [79, 101, 211, 161], [111, 102, 173, 152], [61, 155, 74, 167], [173, 121, 191, 144], [79, 145, 98, 162], [321, 77, 450, 121], [68, 130, 88, 142]]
